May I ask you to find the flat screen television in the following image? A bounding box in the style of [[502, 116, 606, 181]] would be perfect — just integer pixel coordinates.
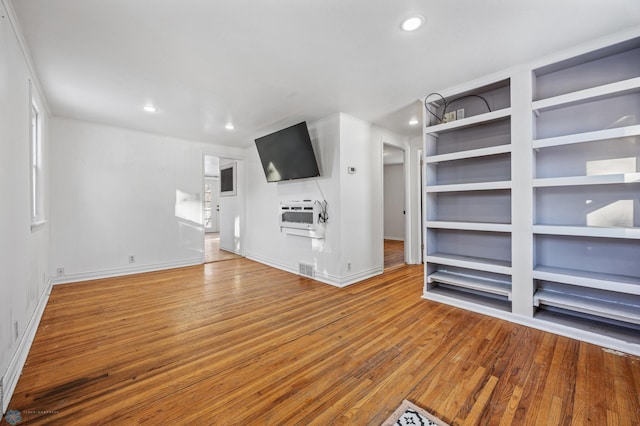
[[254, 121, 320, 182]]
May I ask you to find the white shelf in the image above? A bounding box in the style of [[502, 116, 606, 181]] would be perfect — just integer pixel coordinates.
[[425, 108, 511, 136], [426, 253, 511, 275], [426, 180, 512, 193], [533, 225, 640, 240], [426, 221, 512, 233], [532, 76, 640, 113], [534, 289, 640, 325], [533, 265, 640, 296], [532, 125, 640, 150], [425, 144, 511, 164], [427, 270, 512, 300], [533, 173, 640, 187]]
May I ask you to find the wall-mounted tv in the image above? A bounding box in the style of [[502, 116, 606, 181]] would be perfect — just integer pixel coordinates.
[[254, 121, 320, 183]]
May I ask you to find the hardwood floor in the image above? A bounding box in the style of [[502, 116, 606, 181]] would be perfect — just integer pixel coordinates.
[[7, 259, 640, 425], [204, 232, 242, 263], [384, 239, 404, 270]]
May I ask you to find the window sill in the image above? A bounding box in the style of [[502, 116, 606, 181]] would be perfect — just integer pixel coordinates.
[[31, 220, 48, 232]]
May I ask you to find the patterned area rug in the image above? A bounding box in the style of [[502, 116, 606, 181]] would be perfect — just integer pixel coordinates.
[[381, 400, 449, 426]]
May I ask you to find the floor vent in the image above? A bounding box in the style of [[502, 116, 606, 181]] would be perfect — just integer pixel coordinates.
[[299, 262, 315, 278]]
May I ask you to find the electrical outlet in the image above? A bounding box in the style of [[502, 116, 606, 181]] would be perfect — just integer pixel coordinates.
[[129, 255, 136, 264], [456, 108, 465, 120], [347, 262, 352, 272], [56, 267, 64, 276], [14, 321, 18, 340], [443, 111, 457, 123]]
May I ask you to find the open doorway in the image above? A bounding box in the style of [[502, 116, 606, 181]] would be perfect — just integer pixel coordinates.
[[383, 144, 406, 269], [204, 155, 241, 263]]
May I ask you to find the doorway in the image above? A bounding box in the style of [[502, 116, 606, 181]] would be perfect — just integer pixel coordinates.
[[203, 155, 242, 263], [383, 144, 407, 269]]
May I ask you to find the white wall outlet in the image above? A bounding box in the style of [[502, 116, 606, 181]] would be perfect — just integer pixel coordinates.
[[14, 321, 19, 340], [56, 267, 64, 276], [347, 261, 352, 271], [456, 108, 465, 120], [129, 255, 136, 264], [443, 111, 457, 123]]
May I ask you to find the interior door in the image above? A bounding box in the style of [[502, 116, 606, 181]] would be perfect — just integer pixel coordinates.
[[204, 177, 220, 233]]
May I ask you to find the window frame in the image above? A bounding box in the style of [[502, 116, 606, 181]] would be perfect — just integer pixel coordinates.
[[30, 82, 46, 230]]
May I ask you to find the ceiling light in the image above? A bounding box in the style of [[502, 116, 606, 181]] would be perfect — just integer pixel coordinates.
[[401, 16, 424, 32], [143, 105, 157, 113], [409, 118, 419, 125], [225, 123, 235, 130]]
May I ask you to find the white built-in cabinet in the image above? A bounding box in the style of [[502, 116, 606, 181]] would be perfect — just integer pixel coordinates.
[[422, 30, 640, 354]]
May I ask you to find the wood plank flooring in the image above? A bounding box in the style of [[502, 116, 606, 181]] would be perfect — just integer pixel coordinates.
[[204, 232, 242, 263], [384, 239, 404, 270], [6, 259, 640, 425]]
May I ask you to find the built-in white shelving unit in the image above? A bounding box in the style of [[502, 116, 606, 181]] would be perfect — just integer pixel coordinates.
[[423, 78, 514, 309], [531, 32, 640, 347], [422, 29, 640, 355]]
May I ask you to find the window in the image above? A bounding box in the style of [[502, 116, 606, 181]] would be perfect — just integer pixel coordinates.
[[30, 99, 44, 227]]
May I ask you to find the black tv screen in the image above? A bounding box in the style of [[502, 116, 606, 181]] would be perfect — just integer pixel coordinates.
[[254, 122, 320, 182]]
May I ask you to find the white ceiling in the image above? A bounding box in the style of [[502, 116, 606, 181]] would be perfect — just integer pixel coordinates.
[[11, 0, 640, 147]]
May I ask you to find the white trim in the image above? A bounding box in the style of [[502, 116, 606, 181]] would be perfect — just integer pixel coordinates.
[[245, 251, 382, 288], [2, 278, 53, 414], [51, 259, 203, 285]]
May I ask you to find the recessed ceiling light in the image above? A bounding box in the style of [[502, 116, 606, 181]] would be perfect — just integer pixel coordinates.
[[409, 118, 419, 125], [401, 16, 424, 32], [143, 104, 157, 113], [225, 123, 235, 130]]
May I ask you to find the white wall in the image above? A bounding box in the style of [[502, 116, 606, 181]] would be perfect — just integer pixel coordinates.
[[338, 114, 383, 281], [245, 113, 384, 286], [0, 1, 51, 413], [50, 118, 206, 282], [245, 114, 344, 283], [384, 164, 405, 240]]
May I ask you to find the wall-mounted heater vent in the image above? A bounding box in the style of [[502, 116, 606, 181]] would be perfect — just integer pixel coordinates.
[[299, 262, 315, 278]]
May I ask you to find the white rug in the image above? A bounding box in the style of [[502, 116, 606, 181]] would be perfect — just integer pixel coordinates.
[[381, 399, 449, 426]]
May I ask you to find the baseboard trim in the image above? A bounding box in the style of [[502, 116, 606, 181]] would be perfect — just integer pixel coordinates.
[[422, 292, 640, 357], [51, 259, 203, 285], [2, 278, 53, 414], [245, 252, 382, 288]]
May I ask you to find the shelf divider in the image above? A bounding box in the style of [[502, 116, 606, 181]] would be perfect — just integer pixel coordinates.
[[532, 76, 640, 113], [532, 125, 640, 150], [428, 270, 512, 300], [532, 225, 640, 240], [533, 265, 640, 295], [533, 173, 640, 188], [426, 253, 511, 275], [426, 221, 512, 233], [426, 180, 512, 193], [425, 108, 511, 136], [534, 288, 640, 325]]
